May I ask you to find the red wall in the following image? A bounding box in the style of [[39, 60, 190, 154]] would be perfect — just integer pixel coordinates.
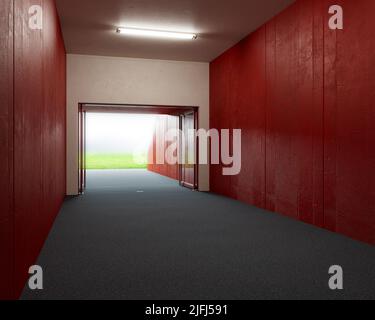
[[0, 0, 66, 299], [0, 0, 14, 301], [148, 115, 179, 181], [210, 0, 375, 245]]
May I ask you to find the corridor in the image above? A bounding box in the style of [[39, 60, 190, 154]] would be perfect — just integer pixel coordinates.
[[22, 170, 375, 300]]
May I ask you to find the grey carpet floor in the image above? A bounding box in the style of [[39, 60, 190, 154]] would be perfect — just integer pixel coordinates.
[[22, 170, 375, 300]]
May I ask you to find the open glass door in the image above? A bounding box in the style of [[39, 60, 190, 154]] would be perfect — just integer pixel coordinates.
[[180, 110, 198, 190], [78, 104, 86, 194]]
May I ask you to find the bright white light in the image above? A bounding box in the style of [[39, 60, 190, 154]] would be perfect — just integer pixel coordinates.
[[116, 27, 197, 40], [86, 113, 156, 155]]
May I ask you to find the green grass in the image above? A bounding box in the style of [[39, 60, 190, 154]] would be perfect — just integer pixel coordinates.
[[86, 153, 147, 169]]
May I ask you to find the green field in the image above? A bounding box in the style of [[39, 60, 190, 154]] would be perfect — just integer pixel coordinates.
[[86, 153, 147, 169]]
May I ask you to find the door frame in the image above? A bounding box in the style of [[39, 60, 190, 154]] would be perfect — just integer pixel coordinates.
[[78, 104, 86, 194], [179, 110, 199, 190], [78, 103, 199, 194]]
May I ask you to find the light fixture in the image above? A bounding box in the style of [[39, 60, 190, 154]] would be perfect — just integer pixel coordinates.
[[116, 27, 197, 40]]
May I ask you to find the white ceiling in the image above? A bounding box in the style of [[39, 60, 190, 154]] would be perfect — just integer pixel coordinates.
[[56, 0, 295, 62]]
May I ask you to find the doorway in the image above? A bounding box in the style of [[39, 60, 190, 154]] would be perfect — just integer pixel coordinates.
[[180, 111, 198, 189], [78, 103, 199, 194]]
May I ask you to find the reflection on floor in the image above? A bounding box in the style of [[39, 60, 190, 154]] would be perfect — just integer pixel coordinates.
[[22, 170, 375, 300]]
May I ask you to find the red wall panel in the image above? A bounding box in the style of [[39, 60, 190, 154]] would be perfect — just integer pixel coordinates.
[[148, 115, 179, 181], [14, 0, 44, 295], [11, 0, 66, 297], [265, 0, 323, 223], [210, 28, 267, 207], [330, 0, 375, 244], [312, 0, 325, 228], [323, 0, 339, 232], [0, 219, 13, 300], [210, 0, 375, 245], [0, 0, 14, 300], [0, 0, 14, 223]]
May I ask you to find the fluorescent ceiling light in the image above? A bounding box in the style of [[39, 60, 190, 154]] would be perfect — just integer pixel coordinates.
[[116, 27, 197, 40]]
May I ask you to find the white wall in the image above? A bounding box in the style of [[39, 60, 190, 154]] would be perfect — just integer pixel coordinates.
[[67, 54, 210, 194]]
